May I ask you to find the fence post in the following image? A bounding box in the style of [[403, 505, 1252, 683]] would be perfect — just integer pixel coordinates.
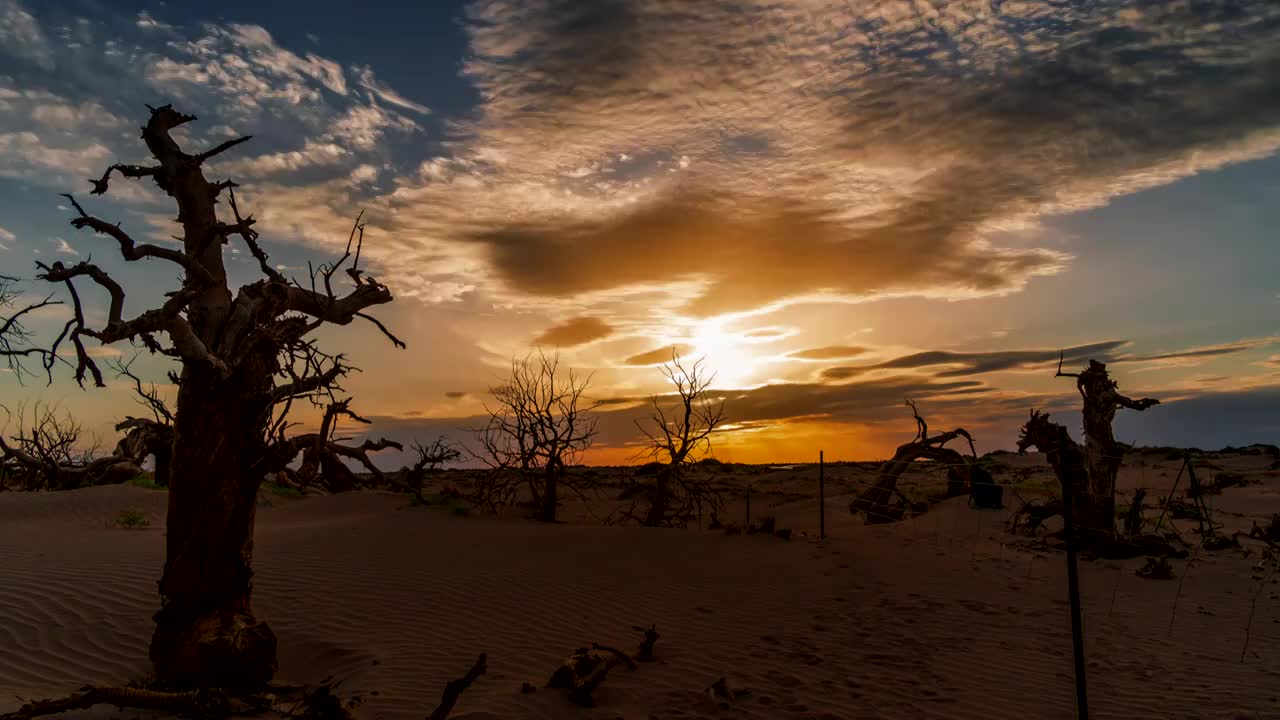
[[819, 450, 825, 541], [1059, 470, 1091, 720]]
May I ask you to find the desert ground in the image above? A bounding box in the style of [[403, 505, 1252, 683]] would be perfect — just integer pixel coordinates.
[[1, 448, 1278, 720]]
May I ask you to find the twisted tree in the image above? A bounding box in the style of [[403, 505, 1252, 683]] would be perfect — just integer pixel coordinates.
[[630, 353, 726, 527], [849, 400, 981, 524], [474, 350, 598, 522], [1053, 356, 1158, 533], [33, 105, 402, 690]]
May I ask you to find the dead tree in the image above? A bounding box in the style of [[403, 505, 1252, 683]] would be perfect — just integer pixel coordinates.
[[474, 350, 598, 522], [402, 436, 463, 502], [266, 398, 402, 494], [1055, 356, 1158, 533], [0, 401, 143, 490], [0, 275, 61, 382], [849, 401, 978, 524], [33, 105, 401, 690], [109, 357, 176, 486], [1017, 410, 1182, 557], [630, 353, 727, 527]]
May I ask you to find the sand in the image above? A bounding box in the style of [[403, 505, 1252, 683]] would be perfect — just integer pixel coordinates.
[[1, 451, 1278, 719]]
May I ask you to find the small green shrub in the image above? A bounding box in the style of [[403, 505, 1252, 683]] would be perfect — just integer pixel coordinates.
[[128, 474, 165, 491], [264, 482, 304, 498], [116, 509, 150, 529]]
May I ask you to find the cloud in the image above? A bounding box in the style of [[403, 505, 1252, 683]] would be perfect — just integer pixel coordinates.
[[356, 67, 430, 115], [0, 225, 13, 243], [789, 346, 868, 361], [221, 141, 349, 176], [0, 0, 52, 69], [444, 391, 468, 400], [51, 237, 78, 256], [622, 344, 693, 366], [533, 316, 614, 347], [822, 341, 1129, 380], [422, 0, 1280, 315], [135, 11, 174, 32]]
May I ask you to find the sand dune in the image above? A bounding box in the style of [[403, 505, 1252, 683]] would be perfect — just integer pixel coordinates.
[[1, 453, 1278, 719]]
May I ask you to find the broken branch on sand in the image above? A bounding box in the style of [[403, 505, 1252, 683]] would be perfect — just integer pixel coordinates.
[[428, 653, 488, 720], [0, 686, 229, 720]]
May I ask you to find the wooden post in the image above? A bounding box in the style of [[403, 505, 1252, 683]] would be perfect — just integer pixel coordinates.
[[1059, 461, 1090, 720], [819, 451, 825, 541]]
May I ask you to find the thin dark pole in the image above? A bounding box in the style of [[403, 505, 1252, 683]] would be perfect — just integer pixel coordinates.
[[819, 450, 825, 541], [1059, 471, 1090, 720], [745, 481, 751, 528]]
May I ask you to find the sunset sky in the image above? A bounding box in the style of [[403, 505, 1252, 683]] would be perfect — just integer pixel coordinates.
[[1, 0, 1278, 465]]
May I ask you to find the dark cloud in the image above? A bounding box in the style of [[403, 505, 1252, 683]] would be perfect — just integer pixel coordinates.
[[474, 194, 1065, 316], [533, 316, 614, 347], [444, 391, 468, 399], [788, 346, 867, 361], [622, 344, 692, 366], [822, 341, 1129, 380]]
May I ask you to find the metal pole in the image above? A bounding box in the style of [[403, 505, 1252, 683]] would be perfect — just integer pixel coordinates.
[[1059, 472, 1090, 720], [819, 450, 825, 541]]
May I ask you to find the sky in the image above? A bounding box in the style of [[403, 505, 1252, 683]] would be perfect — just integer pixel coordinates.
[[1, 0, 1278, 466]]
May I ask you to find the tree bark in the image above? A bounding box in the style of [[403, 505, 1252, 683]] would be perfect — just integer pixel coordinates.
[[149, 364, 276, 691]]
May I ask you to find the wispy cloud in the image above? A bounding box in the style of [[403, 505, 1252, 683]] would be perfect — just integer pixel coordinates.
[[822, 341, 1130, 381]]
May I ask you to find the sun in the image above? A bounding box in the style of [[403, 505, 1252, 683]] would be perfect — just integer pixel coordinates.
[[689, 318, 757, 389]]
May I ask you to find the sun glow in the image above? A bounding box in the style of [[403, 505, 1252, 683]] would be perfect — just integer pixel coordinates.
[[689, 318, 758, 389]]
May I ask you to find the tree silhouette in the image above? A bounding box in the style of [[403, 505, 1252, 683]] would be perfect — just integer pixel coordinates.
[[849, 400, 979, 524], [631, 353, 726, 527], [1051, 356, 1158, 533], [34, 105, 402, 690], [474, 350, 598, 522]]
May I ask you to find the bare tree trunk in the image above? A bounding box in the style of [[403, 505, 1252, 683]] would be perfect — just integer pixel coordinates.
[[538, 464, 559, 522], [150, 365, 276, 691], [643, 467, 671, 527]]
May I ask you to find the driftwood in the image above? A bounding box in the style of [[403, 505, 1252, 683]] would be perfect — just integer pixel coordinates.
[[706, 676, 750, 710], [635, 625, 660, 662], [428, 653, 487, 720], [850, 401, 978, 524], [546, 626, 657, 707], [1136, 557, 1175, 580], [547, 647, 621, 707]]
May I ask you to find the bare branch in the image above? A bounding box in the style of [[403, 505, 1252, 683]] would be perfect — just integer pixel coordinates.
[[194, 135, 252, 164], [62, 194, 210, 281], [88, 163, 159, 196]]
